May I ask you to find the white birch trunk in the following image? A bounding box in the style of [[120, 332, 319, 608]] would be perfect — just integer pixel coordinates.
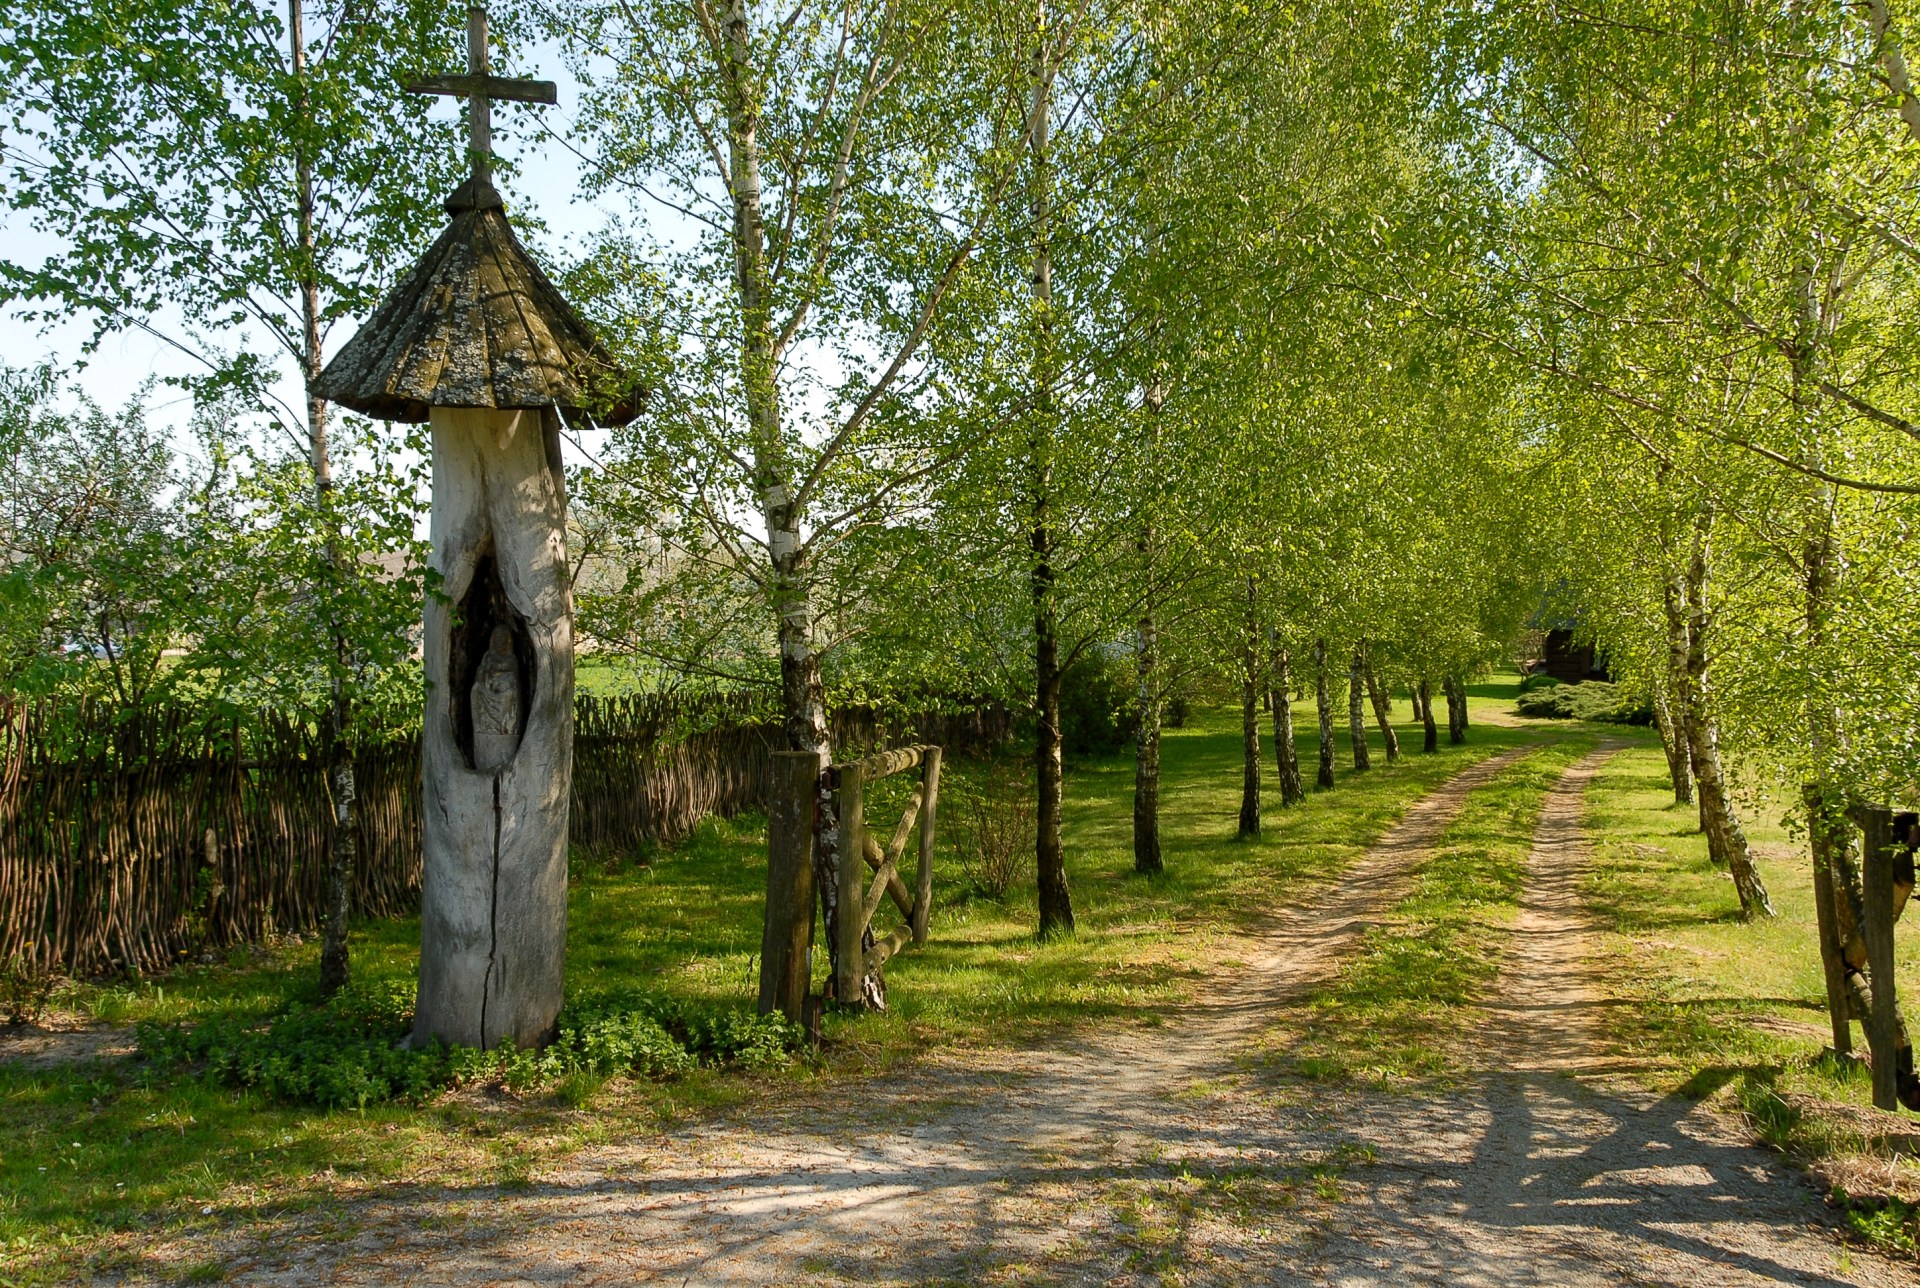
[[1271, 643, 1304, 805], [1134, 609, 1163, 873], [1314, 638, 1336, 788], [1676, 534, 1773, 920], [1866, 0, 1920, 144], [1347, 650, 1371, 771]]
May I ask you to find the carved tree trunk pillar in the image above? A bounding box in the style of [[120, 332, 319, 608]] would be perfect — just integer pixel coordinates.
[[415, 405, 574, 1050]]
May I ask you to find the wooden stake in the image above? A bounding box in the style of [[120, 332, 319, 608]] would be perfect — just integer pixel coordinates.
[[835, 762, 867, 1006], [915, 748, 940, 944]]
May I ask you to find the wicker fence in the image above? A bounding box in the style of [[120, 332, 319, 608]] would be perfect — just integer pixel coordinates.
[[0, 694, 1010, 978]]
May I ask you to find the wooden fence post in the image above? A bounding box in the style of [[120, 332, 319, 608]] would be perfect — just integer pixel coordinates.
[[1859, 806, 1900, 1111], [914, 747, 940, 945], [758, 750, 824, 1024], [835, 762, 867, 1007]]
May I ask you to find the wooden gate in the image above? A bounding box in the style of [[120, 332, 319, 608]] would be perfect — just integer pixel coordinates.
[[833, 745, 941, 1010], [757, 745, 941, 1023]]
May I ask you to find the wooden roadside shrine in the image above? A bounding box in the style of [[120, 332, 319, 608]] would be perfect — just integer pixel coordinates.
[[759, 745, 941, 1023], [314, 5, 635, 1050]]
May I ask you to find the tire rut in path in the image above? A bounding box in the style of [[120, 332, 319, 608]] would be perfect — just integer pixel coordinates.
[[1306, 743, 1909, 1288], [180, 749, 1537, 1286]]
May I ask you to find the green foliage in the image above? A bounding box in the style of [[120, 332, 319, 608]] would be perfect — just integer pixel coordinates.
[[1835, 1191, 1920, 1254], [0, 363, 432, 728], [177, 414, 432, 722], [1514, 680, 1650, 725], [135, 981, 803, 1110], [0, 365, 190, 708], [1059, 651, 1140, 757], [137, 982, 448, 1109], [0, 955, 58, 1027], [0, 0, 466, 735], [1435, 0, 1920, 807], [0, 0, 471, 394]]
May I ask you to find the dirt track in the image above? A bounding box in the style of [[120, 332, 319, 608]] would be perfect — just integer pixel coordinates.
[[147, 746, 1909, 1286]]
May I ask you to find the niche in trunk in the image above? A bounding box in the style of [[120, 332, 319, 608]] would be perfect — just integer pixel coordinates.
[[449, 549, 536, 774]]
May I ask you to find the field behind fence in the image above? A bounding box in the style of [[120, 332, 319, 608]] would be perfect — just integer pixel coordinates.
[[0, 694, 1010, 978]]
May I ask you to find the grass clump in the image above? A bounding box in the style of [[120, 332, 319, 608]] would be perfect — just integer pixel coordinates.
[[136, 982, 802, 1109]]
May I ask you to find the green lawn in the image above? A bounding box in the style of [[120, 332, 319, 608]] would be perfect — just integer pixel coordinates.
[[30, 672, 1897, 1273], [0, 686, 1535, 1281]]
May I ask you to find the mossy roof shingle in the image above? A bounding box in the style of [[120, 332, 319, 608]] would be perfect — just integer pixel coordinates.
[[315, 177, 638, 425]]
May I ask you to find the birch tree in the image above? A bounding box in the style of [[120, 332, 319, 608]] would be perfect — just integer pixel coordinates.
[[546, 0, 1088, 976], [0, 0, 470, 992]]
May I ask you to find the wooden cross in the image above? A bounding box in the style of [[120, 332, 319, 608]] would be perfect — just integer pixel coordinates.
[[406, 5, 556, 183]]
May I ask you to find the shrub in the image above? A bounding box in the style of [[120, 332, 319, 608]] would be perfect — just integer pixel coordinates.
[[947, 758, 1037, 900], [1059, 651, 1138, 756], [137, 981, 443, 1108], [0, 955, 58, 1026], [636, 994, 801, 1070], [1514, 680, 1651, 725], [136, 983, 804, 1109], [1516, 672, 1563, 694]]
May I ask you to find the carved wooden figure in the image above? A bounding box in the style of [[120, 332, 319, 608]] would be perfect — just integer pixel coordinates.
[[314, 6, 634, 1049], [472, 624, 525, 774]]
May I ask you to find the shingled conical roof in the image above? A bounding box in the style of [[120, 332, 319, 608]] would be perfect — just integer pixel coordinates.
[[315, 177, 638, 425]]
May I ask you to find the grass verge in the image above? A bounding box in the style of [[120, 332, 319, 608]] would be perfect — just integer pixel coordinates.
[[1582, 745, 1920, 1256], [1264, 738, 1597, 1082]]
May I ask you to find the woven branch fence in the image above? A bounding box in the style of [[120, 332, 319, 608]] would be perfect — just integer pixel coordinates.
[[0, 694, 1010, 978]]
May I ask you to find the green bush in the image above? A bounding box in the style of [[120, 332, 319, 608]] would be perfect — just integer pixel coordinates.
[[1836, 1190, 1920, 1254], [1516, 672, 1563, 694], [1059, 650, 1139, 756], [946, 757, 1036, 900], [1513, 680, 1651, 725], [1, 954, 58, 1026], [136, 982, 803, 1109]]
